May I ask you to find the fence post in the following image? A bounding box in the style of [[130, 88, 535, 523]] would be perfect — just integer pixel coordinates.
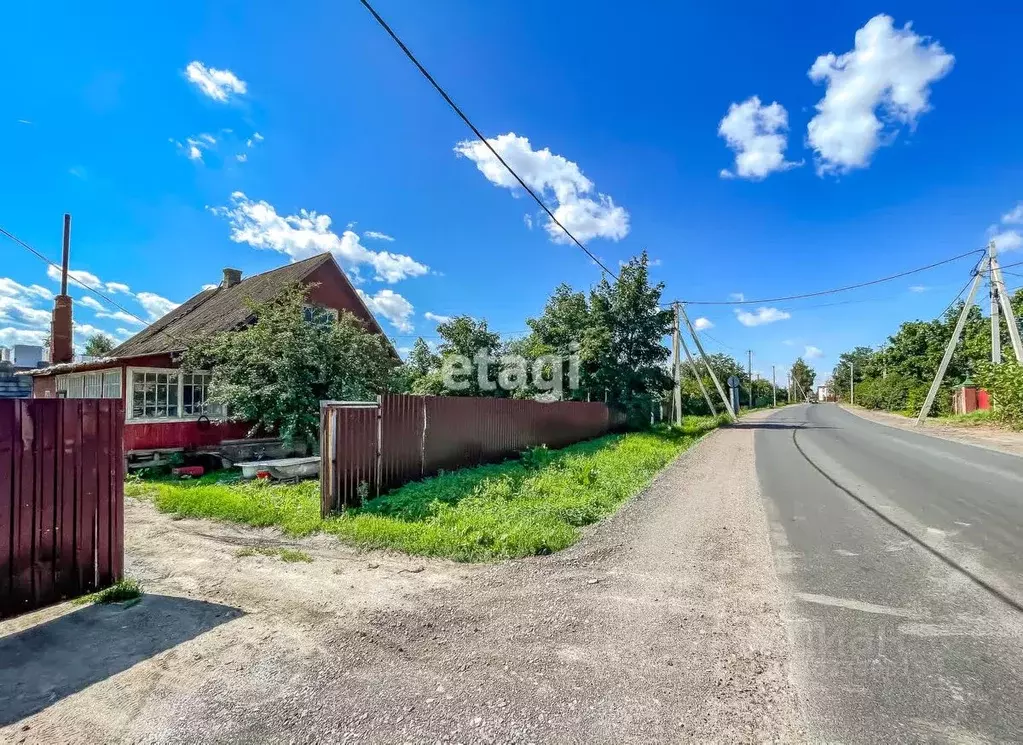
[[375, 395, 383, 499]]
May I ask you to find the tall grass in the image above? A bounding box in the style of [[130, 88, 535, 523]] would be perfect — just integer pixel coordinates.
[[127, 415, 726, 562]]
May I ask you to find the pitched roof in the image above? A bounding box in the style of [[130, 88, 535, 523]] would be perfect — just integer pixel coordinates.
[[106, 252, 392, 359]]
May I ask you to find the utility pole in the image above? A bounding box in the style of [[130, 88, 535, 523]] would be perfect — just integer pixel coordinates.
[[672, 303, 682, 425], [848, 362, 854, 405], [881, 343, 887, 379], [917, 266, 985, 424], [679, 304, 736, 421], [989, 242, 1002, 364], [990, 250, 1023, 362], [678, 324, 716, 416], [747, 350, 753, 409], [772, 365, 777, 407]]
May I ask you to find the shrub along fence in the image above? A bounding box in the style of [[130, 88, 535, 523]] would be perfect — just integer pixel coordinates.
[[321, 394, 626, 514], [0, 399, 124, 618]]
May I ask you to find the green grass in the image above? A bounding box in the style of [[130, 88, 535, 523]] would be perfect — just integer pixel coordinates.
[[72, 578, 144, 606], [127, 415, 727, 562], [937, 409, 994, 427], [235, 546, 313, 563]]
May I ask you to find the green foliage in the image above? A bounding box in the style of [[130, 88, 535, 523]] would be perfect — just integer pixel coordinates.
[[790, 357, 815, 397], [129, 416, 725, 562], [832, 289, 1023, 420], [183, 283, 396, 445], [73, 578, 144, 606], [976, 361, 1023, 429], [83, 333, 116, 357], [235, 546, 313, 562]]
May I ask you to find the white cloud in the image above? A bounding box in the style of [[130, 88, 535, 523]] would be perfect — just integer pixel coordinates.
[[96, 310, 145, 326], [805, 345, 824, 359], [1003, 203, 1023, 225], [718, 97, 801, 180], [523, 214, 534, 230], [729, 292, 745, 302], [908, 284, 928, 293], [184, 61, 247, 102], [247, 132, 264, 148], [105, 282, 132, 295], [135, 292, 179, 320], [0, 296, 50, 326], [454, 132, 629, 243], [807, 14, 954, 175], [235, 153, 248, 163], [0, 327, 46, 346], [202, 283, 219, 291], [991, 230, 1022, 252], [358, 289, 414, 333], [364, 231, 395, 242], [78, 295, 105, 312], [693, 317, 714, 331], [213, 192, 429, 283], [424, 312, 452, 324], [735, 307, 791, 327]]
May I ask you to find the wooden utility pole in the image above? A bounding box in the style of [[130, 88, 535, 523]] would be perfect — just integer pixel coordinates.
[[990, 250, 1023, 362], [917, 268, 985, 424], [772, 365, 777, 407], [990, 242, 1002, 364], [747, 350, 753, 408], [679, 304, 736, 421], [675, 305, 716, 416], [672, 303, 682, 425]]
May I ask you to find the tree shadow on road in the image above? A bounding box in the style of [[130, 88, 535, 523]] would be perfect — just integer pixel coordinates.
[[0, 594, 243, 727]]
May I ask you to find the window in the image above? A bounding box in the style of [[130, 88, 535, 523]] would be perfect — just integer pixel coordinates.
[[56, 369, 121, 399], [182, 372, 224, 417], [303, 305, 338, 327], [128, 368, 223, 421]]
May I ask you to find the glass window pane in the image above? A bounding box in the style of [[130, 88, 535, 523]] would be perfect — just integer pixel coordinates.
[[168, 378, 179, 417], [132, 373, 145, 416], [103, 371, 120, 399]]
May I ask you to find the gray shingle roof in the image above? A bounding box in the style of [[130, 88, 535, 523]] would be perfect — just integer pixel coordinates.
[[109, 253, 363, 359]]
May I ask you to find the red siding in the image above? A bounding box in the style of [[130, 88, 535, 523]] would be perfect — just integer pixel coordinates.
[[304, 261, 388, 338], [124, 420, 252, 451]]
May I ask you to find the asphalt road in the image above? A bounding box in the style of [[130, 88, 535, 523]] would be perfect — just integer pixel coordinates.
[[755, 403, 1023, 743]]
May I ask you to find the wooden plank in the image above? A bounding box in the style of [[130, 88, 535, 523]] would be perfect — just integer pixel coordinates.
[[56, 400, 79, 599], [13, 401, 35, 613], [78, 401, 98, 593], [111, 400, 124, 581], [0, 401, 14, 616], [95, 401, 112, 588], [34, 401, 57, 608]]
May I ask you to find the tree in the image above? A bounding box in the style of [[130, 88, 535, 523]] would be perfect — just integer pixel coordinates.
[[84, 333, 115, 357], [790, 357, 815, 399], [428, 316, 504, 397], [184, 283, 396, 446], [389, 337, 439, 393]]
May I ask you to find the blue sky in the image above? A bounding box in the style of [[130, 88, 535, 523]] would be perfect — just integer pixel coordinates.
[[2, 1, 1021, 382]]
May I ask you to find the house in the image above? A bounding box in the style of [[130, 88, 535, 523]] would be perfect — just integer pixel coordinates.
[[0, 345, 47, 399], [25, 252, 394, 461]]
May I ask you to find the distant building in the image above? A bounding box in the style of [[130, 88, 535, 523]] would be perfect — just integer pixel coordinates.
[[0, 361, 33, 399], [817, 383, 834, 402]]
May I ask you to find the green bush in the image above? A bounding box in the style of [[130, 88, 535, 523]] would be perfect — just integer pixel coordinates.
[[976, 361, 1023, 429]]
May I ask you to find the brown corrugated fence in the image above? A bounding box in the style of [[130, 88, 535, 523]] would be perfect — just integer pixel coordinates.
[[321, 395, 625, 514], [1, 399, 124, 618]]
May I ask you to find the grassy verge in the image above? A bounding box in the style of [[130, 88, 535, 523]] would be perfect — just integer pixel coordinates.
[[127, 414, 727, 562], [936, 409, 994, 427], [72, 578, 144, 606], [236, 546, 313, 563]]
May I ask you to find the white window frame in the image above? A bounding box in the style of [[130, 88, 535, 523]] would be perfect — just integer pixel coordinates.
[[56, 369, 121, 400], [126, 366, 226, 423]]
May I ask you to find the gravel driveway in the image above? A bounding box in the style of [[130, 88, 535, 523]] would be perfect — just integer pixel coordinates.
[[2, 416, 802, 743]]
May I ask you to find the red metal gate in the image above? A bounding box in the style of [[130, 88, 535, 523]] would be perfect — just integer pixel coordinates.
[[1, 399, 124, 618]]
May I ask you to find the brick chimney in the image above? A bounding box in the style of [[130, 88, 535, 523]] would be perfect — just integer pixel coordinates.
[[222, 268, 243, 288], [49, 214, 74, 365]]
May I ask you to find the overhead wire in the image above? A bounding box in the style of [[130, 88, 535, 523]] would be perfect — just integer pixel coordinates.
[[672, 248, 984, 306], [358, 0, 619, 281]]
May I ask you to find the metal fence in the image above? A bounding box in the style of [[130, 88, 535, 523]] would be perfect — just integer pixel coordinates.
[[321, 394, 625, 514], [1, 399, 125, 618]]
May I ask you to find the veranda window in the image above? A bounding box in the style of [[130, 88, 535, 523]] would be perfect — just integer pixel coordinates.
[[127, 369, 223, 421]]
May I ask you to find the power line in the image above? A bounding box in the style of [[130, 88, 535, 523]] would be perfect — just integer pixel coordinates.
[[673, 248, 984, 306], [359, 0, 619, 281], [0, 223, 156, 332]]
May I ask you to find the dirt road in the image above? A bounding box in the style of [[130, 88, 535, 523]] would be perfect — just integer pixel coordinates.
[[1, 417, 802, 743]]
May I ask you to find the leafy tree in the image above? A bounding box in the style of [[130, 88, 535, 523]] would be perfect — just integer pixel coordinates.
[[413, 316, 505, 397], [790, 357, 815, 399], [390, 337, 439, 393], [84, 333, 116, 357], [184, 283, 396, 446]]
